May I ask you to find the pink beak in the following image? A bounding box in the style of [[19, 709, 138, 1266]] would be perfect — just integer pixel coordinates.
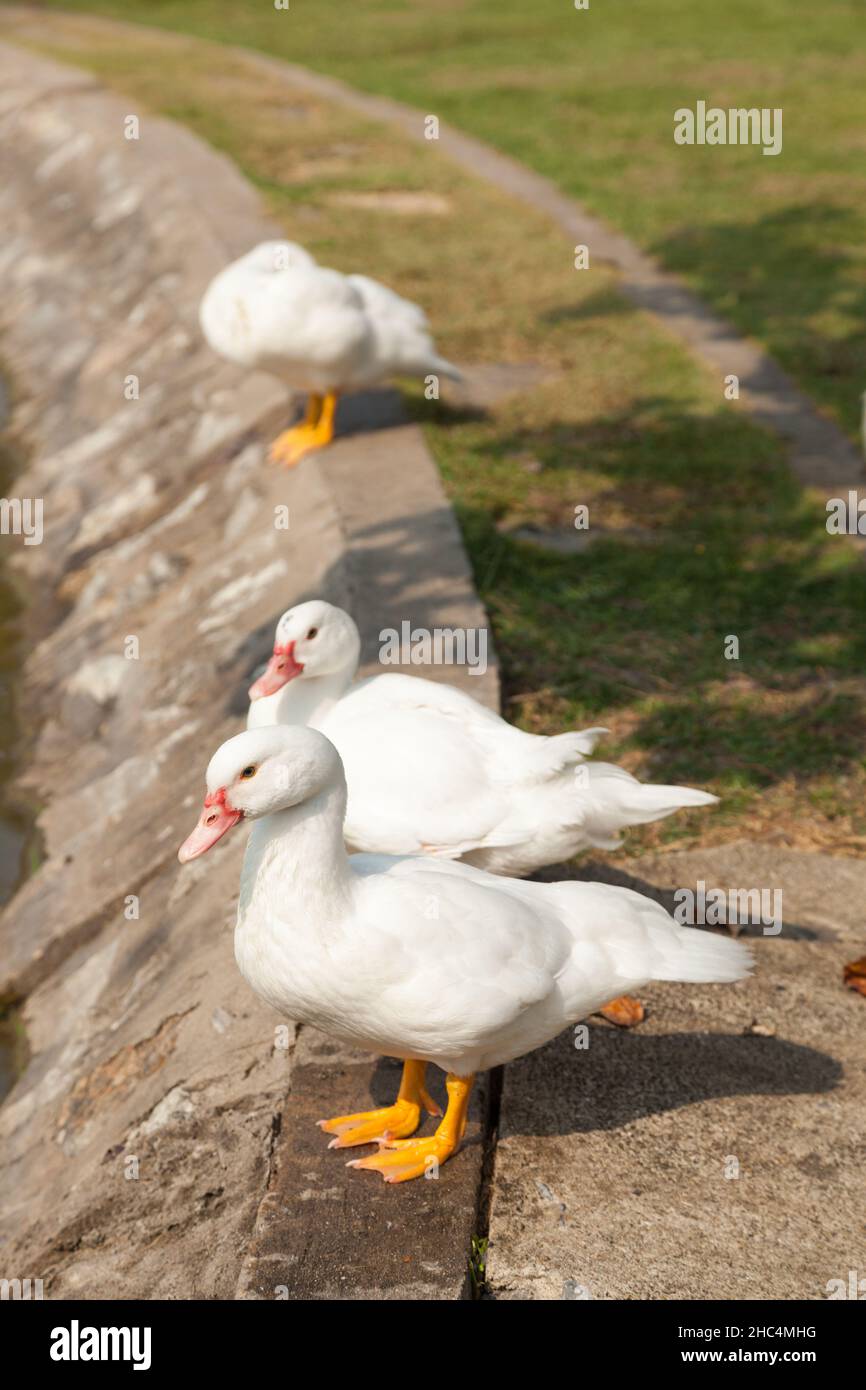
[[178, 788, 243, 863], [248, 641, 304, 701]]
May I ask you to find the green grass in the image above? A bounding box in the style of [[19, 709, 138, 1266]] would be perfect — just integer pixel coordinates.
[[19, 0, 866, 440], [468, 1234, 489, 1297], [4, 13, 866, 855]]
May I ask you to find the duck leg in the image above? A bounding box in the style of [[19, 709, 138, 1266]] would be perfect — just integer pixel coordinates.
[[268, 389, 338, 467], [268, 391, 322, 466], [317, 1059, 442, 1149], [348, 1071, 474, 1183]]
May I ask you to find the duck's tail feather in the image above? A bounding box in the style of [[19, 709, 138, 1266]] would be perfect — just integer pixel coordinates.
[[653, 922, 753, 984], [580, 763, 717, 844], [429, 355, 463, 382]]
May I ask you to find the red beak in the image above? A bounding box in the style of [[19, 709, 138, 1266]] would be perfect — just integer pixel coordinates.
[[248, 641, 304, 701], [178, 788, 243, 863]]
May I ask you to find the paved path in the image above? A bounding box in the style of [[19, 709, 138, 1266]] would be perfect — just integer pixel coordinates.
[[487, 843, 864, 1300]]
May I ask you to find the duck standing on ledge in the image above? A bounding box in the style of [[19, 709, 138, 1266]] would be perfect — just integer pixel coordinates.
[[199, 240, 461, 467], [247, 600, 719, 876], [178, 726, 752, 1184]]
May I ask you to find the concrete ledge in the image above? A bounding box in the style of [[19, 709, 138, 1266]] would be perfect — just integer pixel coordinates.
[[237, 1031, 488, 1300]]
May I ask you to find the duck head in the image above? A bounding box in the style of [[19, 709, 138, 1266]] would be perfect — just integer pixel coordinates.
[[248, 599, 361, 701], [178, 725, 343, 862]]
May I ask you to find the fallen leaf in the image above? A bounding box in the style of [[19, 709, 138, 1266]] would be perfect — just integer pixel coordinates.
[[598, 995, 645, 1028], [843, 956, 866, 997]]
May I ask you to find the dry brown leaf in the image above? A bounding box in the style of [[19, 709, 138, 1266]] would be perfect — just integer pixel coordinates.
[[843, 956, 866, 997], [598, 995, 646, 1027]]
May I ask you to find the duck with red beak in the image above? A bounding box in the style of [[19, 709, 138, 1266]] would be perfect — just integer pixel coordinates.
[[177, 728, 310, 865], [246, 600, 361, 730], [177, 724, 752, 1183]]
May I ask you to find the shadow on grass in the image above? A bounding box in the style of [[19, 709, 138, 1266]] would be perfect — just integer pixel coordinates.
[[653, 202, 866, 440], [432, 395, 866, 792], [540, 286, 638, 324]]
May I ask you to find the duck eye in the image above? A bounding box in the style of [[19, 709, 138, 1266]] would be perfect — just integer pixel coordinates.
[[240, 765, 257, 780], [306, 627, 318, 639]]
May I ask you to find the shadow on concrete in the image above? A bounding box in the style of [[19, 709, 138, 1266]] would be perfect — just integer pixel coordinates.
[[333, 387, 406, 436], [334, 385, 485, 435], [501, 1026, 842, 1137]]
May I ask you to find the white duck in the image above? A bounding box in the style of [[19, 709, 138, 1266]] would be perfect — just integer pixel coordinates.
[[246, 599, 718, 877], [199, 240, 461, 467], [178, 726, 752, 1183]]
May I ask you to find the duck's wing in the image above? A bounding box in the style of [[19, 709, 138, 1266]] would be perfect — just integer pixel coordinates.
[[327, 675, 545, 855], [346, 273, 461, 379], [344, 862, 750, 1068], [326, 694, 512, 856], [346, 274, 429, 329], [201, 260, 371, 378], [346, 676, 606, 770], [324, 674, 607, 859], [339, 673, 504, 731], [246, 266, 372, 376], [547, 880, 753, 1010], [348, 858, 571, 1049]]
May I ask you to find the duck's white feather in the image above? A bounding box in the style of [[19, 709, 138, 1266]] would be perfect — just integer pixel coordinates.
[[199, 241, 460, 392]]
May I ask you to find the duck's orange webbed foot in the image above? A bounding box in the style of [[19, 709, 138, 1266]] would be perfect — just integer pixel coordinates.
[[317, 1059, 441, 1149], [348, 1132, 456, 1184], [268, 390, 337, 467], [347, 1071, 474, 1184]]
